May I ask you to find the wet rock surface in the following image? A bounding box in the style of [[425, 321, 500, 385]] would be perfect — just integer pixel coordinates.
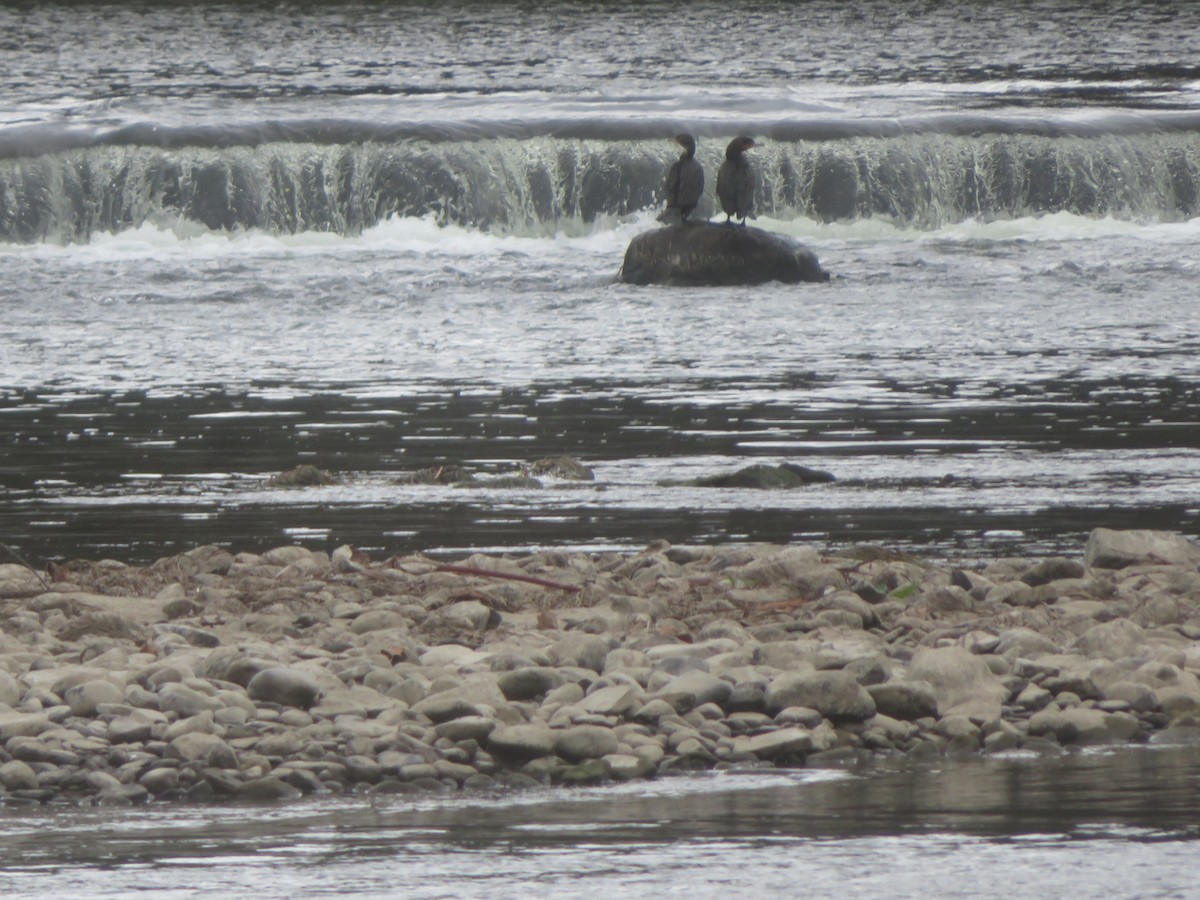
[[0, 528, 1199, 806], [620, 223, 830, 286], [685, 463, 836, 489]]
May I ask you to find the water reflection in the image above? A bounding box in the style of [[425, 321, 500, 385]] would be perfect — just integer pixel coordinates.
[[0, 749, 1197, 898], [2, 375, 1197, 563]]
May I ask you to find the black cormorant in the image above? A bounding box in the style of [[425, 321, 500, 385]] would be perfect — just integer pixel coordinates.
[[658, 134, 705, 224], [716, 136, 757, 225]]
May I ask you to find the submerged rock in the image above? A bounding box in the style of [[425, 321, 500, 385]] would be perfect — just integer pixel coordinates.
[[269, 465, 340, 487], [456, 475, 543, 490], [620, 223, 829, 286], [688, 464, 836, 489], [529, 457, 595, 481], [393, 464, 476, 485], [396, 458, 592, 488]]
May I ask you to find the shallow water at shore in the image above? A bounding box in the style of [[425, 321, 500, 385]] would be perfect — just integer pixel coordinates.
[[2, 747, 1199, 898], [2, 213, 1198, 563]]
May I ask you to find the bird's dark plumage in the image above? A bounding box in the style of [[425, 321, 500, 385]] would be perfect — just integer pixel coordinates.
[[716, 136, 757, 225], [659, 134, 705, 224]]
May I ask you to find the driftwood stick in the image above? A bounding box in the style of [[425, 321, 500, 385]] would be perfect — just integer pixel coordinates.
[[0, 542, 52, 591], [434, 564, 581, 593], [731, 595, 811, 613]]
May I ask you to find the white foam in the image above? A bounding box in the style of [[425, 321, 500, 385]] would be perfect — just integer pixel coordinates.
[[761, 210, 1200, 245], [2, 208, 1197, 264], [0, 209, 654, 262]]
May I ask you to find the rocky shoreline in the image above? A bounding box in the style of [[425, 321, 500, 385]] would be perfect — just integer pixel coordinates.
[[1, 527, 1199, 807]]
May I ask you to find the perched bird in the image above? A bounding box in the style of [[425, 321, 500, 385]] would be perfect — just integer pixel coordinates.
[[716, 136, 757, 225], [658, 134, 705, 224]]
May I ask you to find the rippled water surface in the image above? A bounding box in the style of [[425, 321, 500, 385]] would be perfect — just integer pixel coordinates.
[[2, 0, 1200, 893], [3, 749, 1200, 898], [1, 2, 1198, 563], [2, 211, 1198, 563], [4, 0, 1200, 126]]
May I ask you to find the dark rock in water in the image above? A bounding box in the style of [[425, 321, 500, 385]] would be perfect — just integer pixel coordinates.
[[393, 464, 475, 485], [399, 459, 588, 488], [529, 456, 595, 481], [620, 223, 829, 286], [269, 464, 340, 487], [691, 463, 836, 489], [780, 463, 838, 483], [457, 475, 543, 490]]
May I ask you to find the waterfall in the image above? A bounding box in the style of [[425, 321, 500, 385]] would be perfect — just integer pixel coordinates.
[[1, 129, 1197, 242]]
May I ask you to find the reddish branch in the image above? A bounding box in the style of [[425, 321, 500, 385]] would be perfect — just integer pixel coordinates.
[[731, 596, 811, 612], [434, 564, 581, 593]]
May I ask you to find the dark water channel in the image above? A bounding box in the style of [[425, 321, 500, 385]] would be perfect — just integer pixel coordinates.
[[3, 370, 1198, 565]]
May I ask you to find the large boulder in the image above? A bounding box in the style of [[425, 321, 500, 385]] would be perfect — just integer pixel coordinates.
[[246, 667, 323, 710], [908, 646, 1008, 720], [0, 713, 52, 743], [620, 223, 829, 286], [410, 691, 483, 723], [1084, 528, 1200, 569], [868, 680, 939, 721], [1073, 619, 1146, 659], [733, 727, 815, 759], [1027, 707, 1141, 745], [165, 732, 239, 768], [765, 670, 876, 722], [549, 634, 611, 673], [496, 667, 566, 701], [64, 679, 125, 717], [487, 725, 557, 763], [691, 464, 836, 489], [651, 670, 732, 712], [555, 725, 620, 762]]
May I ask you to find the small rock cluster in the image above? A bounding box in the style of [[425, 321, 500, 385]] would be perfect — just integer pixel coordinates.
[[0, 527, 1199, 806], [391, 456, 595, 489]]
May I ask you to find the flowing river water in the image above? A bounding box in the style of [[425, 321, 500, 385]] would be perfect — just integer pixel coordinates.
[[2, 0, 1200, 893], [2, 747, 1200, 898]]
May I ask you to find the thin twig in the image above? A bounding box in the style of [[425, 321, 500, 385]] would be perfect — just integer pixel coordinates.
[[730, 595, 811, 613], [434, 564, 581, 593], [0, 542, 52, 591]]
